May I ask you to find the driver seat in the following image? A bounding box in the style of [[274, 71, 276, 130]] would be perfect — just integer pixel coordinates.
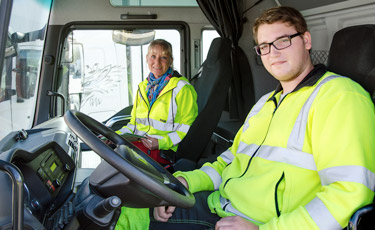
[[327, 24, 375, 102], [326, 24, 375, 229]]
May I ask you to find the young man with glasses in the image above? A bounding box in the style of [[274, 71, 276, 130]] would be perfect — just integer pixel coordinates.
[[116, 6, 375, 230]]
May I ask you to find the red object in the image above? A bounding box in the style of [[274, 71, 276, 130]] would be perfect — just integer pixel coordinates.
[[131, 141, 171, 165], [46, 180, 55, 192]]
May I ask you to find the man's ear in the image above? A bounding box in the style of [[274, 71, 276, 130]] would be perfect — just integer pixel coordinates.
[[302, 31, 312, 50]]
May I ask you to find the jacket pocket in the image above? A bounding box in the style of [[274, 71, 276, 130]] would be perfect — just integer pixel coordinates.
[[274, 172, 285, 217]]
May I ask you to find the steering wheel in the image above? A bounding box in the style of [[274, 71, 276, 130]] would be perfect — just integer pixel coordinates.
[[64, 110, 195, 208]]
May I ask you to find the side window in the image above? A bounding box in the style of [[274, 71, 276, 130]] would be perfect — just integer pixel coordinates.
[[0, 0, 52, 140], [201, 29, 219, 63], [59, 29, 181, 123]]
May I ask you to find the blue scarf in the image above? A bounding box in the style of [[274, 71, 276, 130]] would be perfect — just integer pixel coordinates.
[[146, 67, 172, 107]]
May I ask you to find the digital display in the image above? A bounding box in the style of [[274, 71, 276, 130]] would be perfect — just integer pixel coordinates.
[[50, 162, 57, 172]]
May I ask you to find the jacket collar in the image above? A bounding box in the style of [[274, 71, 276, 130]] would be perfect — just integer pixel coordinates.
[[269, 64, 327, 101], [139, 70, 183, 96]]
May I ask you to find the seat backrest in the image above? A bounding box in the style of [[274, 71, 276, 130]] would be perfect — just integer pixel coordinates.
[[327, 25, 375, 229], [327, 24, 375, 101], [174, 37, 233, 164]]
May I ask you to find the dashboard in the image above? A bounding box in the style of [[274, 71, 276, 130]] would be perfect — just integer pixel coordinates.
[[0, 115, 148, 229], [23, 147, 71, 197], [0, 117, 78, 229]]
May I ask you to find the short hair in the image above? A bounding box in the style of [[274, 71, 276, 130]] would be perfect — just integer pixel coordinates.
[[147, 39, 173, 60], [253, 6, 308, 44]]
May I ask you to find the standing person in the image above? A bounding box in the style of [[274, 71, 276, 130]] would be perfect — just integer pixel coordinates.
[[116, 39, 198, 167], [116, 6, 375, 230]]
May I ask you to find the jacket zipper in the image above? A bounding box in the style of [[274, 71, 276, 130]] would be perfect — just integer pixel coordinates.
[[222, 145, 260, 188], [223, 94, 287, 189], [137, 86, 152, 134], [138, 85, 176, 133], [274, 172, 285, 217]]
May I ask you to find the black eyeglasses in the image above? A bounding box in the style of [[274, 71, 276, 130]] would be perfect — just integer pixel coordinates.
[[254, 32, 302, 56]]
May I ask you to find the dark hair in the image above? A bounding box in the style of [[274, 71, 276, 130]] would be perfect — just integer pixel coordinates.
[[253, 6, 308, 44], [148, 39, 173, 60]]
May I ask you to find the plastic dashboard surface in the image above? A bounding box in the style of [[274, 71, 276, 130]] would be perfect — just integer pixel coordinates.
[[0, 117, 77, 228]]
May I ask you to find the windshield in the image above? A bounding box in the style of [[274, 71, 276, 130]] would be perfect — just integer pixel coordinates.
[[59, 28, 181, 122], [0, 0, 52, 139]]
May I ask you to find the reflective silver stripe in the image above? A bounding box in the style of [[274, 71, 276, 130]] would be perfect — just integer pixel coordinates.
[[239, 76, 341, 171], [126, 124, 135, 130], [135, 117, 188, 144], [167, 80, 189, 125], [135, 117, 188, 132], [257, 145, 316, 171], [288, 75, 339, 150], [243, 92, 272, 132], [319, 165, 375, 191], [168, 132, 181, 145], [118, 127, 132, 134], [136, 80, 191, 133], [305, 197, 342, 230], [174, 123, 190, 133], [220, 149, 235, 164], [219, 196, 264, 224], [133, 129, 147, 136], [142, 118, 166, 130], [135, 118, 149, 126], [237, 142, 260, 157], [201, 166, 222, 190], [146, 134, 163, 140]]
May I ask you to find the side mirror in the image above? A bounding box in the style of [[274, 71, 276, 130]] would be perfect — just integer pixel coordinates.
[[5, 32, 20, 58], [11, 32, 26, 42]]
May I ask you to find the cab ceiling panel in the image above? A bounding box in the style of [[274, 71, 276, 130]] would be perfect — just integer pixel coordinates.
[[49, 0, 208, 25], [278, 0, 348, 11]]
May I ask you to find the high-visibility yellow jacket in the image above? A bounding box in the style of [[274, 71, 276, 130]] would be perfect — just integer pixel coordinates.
[[175, 65, 375, 229], [118, 71, 198, 151]]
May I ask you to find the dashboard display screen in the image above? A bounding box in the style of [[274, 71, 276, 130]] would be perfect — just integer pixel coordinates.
[[50, 162, 57, 172]]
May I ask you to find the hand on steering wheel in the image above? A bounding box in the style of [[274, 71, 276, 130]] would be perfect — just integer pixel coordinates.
[[153, 177, 189, 222]]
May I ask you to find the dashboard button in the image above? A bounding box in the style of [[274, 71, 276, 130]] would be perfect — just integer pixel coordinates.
[[46, 180, 55, 192], [53, 179, 61, 188], [63, 164, 71, 172], [31, 199, 40, 210]]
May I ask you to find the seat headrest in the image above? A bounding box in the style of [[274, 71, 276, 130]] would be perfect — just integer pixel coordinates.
[[204, 37, 232, 67], [327, 24, 375, 99]]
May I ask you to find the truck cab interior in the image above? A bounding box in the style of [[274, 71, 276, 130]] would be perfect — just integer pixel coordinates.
[[0, 0, 374, 229]]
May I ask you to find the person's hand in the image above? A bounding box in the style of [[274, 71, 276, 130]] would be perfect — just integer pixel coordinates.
[[98, 134, 114, 145], [176, 176, 188, 189], [153, 206, 176, 222], [215, 216, 259, 230], [141, 136, 159, 150], [153, 177, 188, 222]]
